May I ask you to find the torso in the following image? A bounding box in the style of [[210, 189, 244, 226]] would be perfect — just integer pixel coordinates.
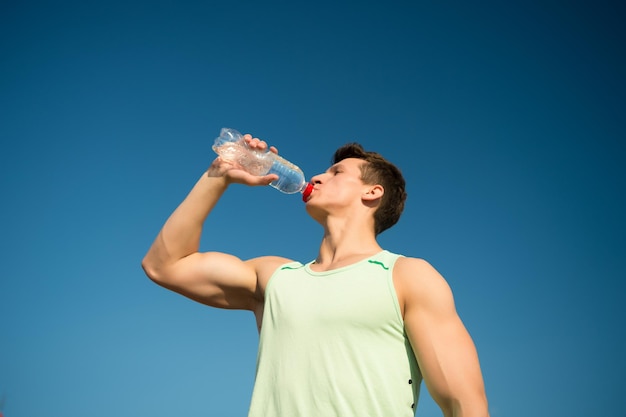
[[247, 250, 422, 417]]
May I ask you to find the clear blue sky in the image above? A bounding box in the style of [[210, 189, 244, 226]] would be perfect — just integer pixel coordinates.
[[1, 1, 624, 416]]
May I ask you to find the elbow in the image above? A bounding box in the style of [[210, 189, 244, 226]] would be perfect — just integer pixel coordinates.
[[450, 396, 490, 417], [141, 255, 166, 284], [142, 247, 188, 288], [436, 393, 489, 417]]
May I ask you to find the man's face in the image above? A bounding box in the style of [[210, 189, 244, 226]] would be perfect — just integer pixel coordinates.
[[305, 158, 368, 213]]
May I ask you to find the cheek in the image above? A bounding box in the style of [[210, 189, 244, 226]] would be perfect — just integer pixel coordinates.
[[330, 187, 360, 204]]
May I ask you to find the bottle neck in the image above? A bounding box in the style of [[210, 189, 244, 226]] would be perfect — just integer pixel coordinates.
[[301, 183, 314, 202]]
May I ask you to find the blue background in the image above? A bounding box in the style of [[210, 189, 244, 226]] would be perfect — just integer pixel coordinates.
[[1, 1, 624, 416]]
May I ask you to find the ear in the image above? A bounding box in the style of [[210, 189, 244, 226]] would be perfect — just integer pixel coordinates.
[[362, 184, 384, 202]]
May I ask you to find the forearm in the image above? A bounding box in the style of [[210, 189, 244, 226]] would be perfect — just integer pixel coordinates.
[[142, 172, 228, 278]]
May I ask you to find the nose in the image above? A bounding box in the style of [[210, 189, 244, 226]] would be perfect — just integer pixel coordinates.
[[310, 172, 324, 185]]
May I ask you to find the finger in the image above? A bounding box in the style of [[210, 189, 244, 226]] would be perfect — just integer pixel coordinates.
[[250, 138, 269, 151], [243, 134, 272, 152], [261, 174, 279, 185]]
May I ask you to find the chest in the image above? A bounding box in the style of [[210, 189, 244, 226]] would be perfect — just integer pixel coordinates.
[[263, 266, 404, 335]]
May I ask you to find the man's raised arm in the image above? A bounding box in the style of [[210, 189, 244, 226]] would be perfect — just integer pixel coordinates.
[[141, 135, 279, 311]]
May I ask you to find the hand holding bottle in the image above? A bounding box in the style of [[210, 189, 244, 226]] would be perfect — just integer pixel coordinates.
[[208, 133, 279, 187], [211, 128, 313, 201]]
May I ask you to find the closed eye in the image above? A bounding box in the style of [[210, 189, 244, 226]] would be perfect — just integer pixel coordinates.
[[328, 166, 342, 175], [326, 162, 347, 176]]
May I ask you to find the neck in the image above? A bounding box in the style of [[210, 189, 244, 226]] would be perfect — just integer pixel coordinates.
[[314, 216, 382, 270]]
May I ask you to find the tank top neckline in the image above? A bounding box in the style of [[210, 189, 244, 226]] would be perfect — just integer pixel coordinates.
[[304, 250, 389, 276]]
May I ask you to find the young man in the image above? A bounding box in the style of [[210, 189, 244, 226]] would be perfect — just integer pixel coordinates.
[[142, 134, 489, 417]]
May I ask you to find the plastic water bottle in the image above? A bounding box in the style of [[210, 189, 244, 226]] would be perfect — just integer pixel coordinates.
[[213, 128, 314, 201]]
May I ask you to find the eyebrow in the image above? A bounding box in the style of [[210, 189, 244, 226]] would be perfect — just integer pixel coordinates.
[[327, 159, 366, 175], [327, 163, 345, 173]]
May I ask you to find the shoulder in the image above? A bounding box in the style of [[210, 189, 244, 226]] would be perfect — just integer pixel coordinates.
[[393, 256, 442, 282], [247, 255, 296, 292], [247, 255, 295, 275], [393, 257, 455, 313]]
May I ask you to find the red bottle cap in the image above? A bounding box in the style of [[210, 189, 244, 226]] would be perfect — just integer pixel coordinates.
[[302, 183, 314, 202]]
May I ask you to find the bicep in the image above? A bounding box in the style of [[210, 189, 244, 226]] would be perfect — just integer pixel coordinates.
[[156, 251, 259, 310]]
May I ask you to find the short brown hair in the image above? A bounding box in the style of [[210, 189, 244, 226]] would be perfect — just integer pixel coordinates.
[[332, 143, 407, 235]]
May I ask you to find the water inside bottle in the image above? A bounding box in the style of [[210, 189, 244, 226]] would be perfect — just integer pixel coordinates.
[[268, 158, 306, 194]]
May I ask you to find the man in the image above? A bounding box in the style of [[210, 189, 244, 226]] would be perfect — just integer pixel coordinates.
[[142, 134, 489, 417]]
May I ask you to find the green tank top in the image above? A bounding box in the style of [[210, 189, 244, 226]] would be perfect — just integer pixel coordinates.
[[248, 250, 422, 417]]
